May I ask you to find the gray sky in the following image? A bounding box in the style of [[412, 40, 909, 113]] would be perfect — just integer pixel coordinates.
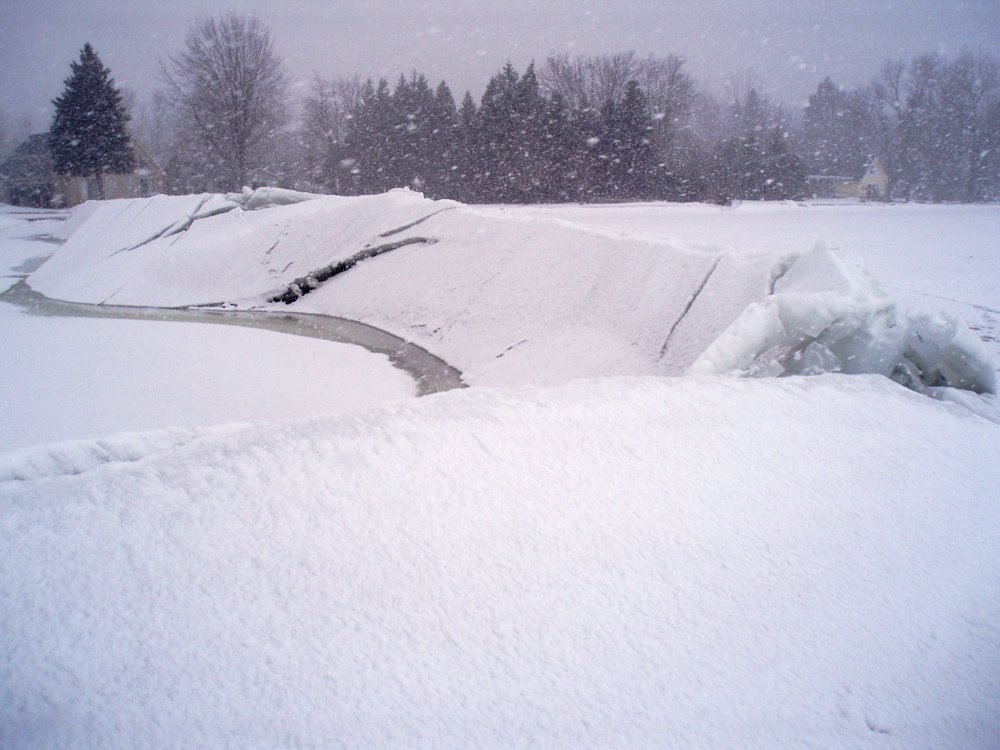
[[2, 0, 998, 132]]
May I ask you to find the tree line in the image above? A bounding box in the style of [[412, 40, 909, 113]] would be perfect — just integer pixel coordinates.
[[295, 50, 1000, 204], [23, 13, 1000, 204]]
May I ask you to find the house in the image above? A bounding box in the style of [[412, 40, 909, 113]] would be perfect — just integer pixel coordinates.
[[0, 133, 164, 207], [856, 158, 889, 201], [805, 158, 889, 201], [0, 134, 55, 207]]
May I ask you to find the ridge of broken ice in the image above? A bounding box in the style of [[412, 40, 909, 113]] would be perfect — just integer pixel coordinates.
[[25, 190, 997, 394], [690, 245, 997, 394]]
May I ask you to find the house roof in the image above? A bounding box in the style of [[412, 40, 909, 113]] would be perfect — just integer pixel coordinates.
[[0, 133, 54, 181], [863, 158, 885, 179], [1, 131, 162, 181]]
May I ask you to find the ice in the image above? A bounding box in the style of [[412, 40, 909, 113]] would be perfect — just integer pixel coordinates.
[[0, 301, 416, 453], [689, 246, 997, 393], [224, 185, 322, 210], [26, 191, 996, 394]]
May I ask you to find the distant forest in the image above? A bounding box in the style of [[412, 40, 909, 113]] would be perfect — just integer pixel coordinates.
[[286, 50, 1000, 203], [7, 16, 998, 204]]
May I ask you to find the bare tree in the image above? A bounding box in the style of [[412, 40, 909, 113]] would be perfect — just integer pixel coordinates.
[[869, 51, 1000, 201], [538, 53, 589, 108], [161, 12, 286, 190], [634, 54, 696, 158], [300, 74, 363, 191], [540, 52, 638, 109]]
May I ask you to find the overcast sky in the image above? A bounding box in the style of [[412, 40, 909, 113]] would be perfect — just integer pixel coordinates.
[[2, 0, 998, 133]]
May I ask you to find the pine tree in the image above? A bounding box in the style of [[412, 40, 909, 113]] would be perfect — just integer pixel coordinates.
[[802, 78, 873, 178], [455, 92, 478, 201], [607, 80, 656, 199], [476, 62, 523, 201], [540, 93, 578, 201], [49, 43, 135, 199], [511, 62, 546, 202], [429, 81, 459, 198]]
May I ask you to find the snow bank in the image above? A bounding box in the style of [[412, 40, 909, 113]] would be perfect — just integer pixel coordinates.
[[2, 375, 999, 748], [27, 191, 996, 391], [691, 246, 998, 393], [0, 424, 247, 482]]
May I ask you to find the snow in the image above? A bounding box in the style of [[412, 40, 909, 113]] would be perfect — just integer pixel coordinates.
[[0, 301, 415, 454], [3, 194, 999, 747], [0, 205, 68, 292], [24, 191, 998, 391], [0, 205, 417, 453], [489, 200, 1000, 370], [2, 375, 999, 748]]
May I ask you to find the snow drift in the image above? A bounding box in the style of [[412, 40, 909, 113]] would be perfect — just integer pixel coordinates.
[[27, 189, 996, 392], [2, 376, 999, 748]]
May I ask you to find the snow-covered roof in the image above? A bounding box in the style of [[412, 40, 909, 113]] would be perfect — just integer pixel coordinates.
[[0, 134, 53, 180]]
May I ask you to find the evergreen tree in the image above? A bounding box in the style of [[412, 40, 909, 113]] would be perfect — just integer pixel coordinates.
[[574, 99, 605, 200], [345, 78, 394, 193], [455, 92, 478, 201], [392, 71, 436, 191], [605, 80, 656, 198], [49, 43, 135, 199], [802, 78, 871, 177], [475, 62, 522, 201], [540, 93, 579, 201], [510, 62, 546, 201], [429, 81, 459, 197]]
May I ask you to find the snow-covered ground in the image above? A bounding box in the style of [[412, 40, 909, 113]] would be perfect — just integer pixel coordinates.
[[3, 376, 999, 748], [2, 194, 999, 748]]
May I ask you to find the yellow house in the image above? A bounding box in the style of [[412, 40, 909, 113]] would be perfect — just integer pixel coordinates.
[[53, 138, 164, 206], [806, 158, 889, 201], [857, 158, 889, 200], [836, 158, 889, 201], [0, 133, 163, 207]]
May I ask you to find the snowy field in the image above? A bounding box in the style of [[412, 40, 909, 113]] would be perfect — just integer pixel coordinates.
[[2, 195, 999, 748]]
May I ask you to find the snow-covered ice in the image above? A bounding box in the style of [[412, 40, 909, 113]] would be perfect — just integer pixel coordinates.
[[0, 300, 415, 454], [491, 200, 1000, 373], [24, 190, 998, 391]]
